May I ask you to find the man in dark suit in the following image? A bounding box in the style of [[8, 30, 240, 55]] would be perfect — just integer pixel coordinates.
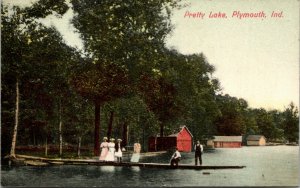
[[195, 140, 203, 165]]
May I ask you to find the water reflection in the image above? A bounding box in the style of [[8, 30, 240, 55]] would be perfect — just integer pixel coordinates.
[[99, 166, 116, 173], [130, 166, 140, 172]]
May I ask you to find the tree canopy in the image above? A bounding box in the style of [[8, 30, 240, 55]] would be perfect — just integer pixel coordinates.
[[1, 0, 298, 158]]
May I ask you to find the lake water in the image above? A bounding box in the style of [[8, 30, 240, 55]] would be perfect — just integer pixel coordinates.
[[1, 146, 299, 187]]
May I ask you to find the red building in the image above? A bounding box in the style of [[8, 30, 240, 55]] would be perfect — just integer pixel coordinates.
[[148, 126, 193, 152], [208, 136, 242, 148]]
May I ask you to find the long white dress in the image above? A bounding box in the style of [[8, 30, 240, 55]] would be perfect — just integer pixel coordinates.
[[115, 143, 122, 158], [105, 142, 115, 161], [130, 143, 141, 162], [99, 141, 109, 161]]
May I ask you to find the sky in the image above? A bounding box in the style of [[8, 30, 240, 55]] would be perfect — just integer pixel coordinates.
[[165, 0, 299, 111], [3, 0, 299, 111], [167, 0, 299, 110]]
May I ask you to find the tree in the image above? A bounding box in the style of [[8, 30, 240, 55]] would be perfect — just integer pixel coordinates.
[[1, 0, 76, 157], [282, 103, 299, 143], [268, 110, 284, 141], [70, 62, 130, 155], [103, 95, 159, 151], [2, 5, 29, 157], [138, 50, 221, 139], [71, 0, 183, 79], [253, 108, 276, 141], [70, 0, 183, 155], [62, 92, 94, 157], [243, 108, 259, 135], [138, 73, 181, 136], [170, 52, 220, 140], [215, 95, 247, 136]]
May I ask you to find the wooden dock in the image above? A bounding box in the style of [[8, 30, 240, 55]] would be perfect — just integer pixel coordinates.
[[13, 154, 245, 170]]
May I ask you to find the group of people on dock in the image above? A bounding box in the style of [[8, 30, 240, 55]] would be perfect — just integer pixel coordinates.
[[99, 137, 124, 162], [99, 137, 141, 163], [99, 137, 203, 166]]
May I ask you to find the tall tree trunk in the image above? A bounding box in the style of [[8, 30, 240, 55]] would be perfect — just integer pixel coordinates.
[[45, 137, 48, 157], [59, 99, 63, 157], [94, 101, 101, 156], [122, 122, 128, 147], [77, 136, 81, 158], [10, 79, 19, 158], [33, 132, 36, 145], [160, 124, 164, 137], [107, 111, 114, 140], [154, 135, 157, 152], [142, 128, 145, 152]]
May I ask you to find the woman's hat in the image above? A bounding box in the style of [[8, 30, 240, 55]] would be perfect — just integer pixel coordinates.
[[117, 139, 122, 142], [110, 138, 115, 141], [103, 137, 108, 141]]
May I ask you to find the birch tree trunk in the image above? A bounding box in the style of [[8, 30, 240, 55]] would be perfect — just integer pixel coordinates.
[[45, 137, 48, 157], [59, 100, 63, 157], [77, 136, 81, 158], [10, 79, 19, 158]]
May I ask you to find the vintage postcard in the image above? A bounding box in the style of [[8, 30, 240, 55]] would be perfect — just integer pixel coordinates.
[[1, 0, 299, 187]]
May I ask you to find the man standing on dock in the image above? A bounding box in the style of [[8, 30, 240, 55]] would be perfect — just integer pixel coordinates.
[[194, 140, 203, 166]]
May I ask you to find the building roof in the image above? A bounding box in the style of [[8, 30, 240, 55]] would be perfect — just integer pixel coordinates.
[[168, 125, 193, 138], [213, 136, 242, 142], [246, 135, 266, 141]]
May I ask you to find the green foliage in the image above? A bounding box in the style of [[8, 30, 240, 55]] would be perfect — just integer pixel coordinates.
[[71, 0, 184, 81], [215, 94, 247, 136], [158, 50, 220, 139], [282, 103, 299, 142], [23, 0, 68, 19], [137, 73, 181, 136], [1, 2, 84, 155], [102, 96, 160, 147], [70, 62, 130, 103], [2, 0, 298, 158], [70, 0, 185, 153]]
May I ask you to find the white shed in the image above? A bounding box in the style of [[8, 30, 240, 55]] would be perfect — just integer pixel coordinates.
[[246, 135, 266, 146]]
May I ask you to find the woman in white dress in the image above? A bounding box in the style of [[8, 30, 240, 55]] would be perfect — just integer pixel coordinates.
[[99, 137, 109, 161], [115, 139, 123, 162], [105, 138, 115, 161], [130, 142, 141, 162]]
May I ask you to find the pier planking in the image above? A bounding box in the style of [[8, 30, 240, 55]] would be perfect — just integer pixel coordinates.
[[13, 154, 245, 170]]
